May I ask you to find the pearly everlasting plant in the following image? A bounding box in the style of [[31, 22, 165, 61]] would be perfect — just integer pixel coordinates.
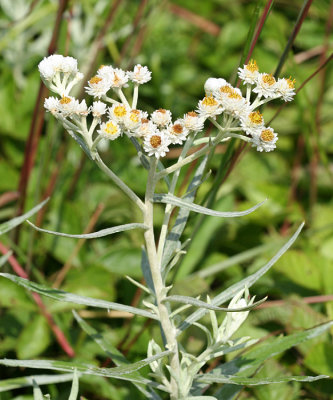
[[1, 54, 330, 399]]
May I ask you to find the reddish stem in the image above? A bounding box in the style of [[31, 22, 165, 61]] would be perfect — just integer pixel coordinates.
[[0, 242, 75, 357]]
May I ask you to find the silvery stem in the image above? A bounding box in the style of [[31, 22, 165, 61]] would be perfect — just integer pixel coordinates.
[[144, 157, 181, 399]]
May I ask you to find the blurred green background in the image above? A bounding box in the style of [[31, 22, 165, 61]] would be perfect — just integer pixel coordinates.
[[0, 0, 332, 398]]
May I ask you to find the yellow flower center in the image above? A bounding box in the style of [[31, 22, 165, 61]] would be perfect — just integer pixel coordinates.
[[262, 74, 276, 86], [105, 121, 118, 136], [260, 129, 274, 142], [114, 106, 127, 117], [157, 108, 167, 114], [228, 91, 242, 100], [246, 59, 258, 72], [286, 76, 296, 89], [202, 96, 218, 106], [89, 76, 102, 85], [187, 111, 198, 117], [249, 111, 263, 125], [60, 96, 71, 104], [150, 135, 161, 148], [172, 124, 183, 135], [130, 114, 140, 123], [141, 118, 149, 124], [220, 85, 233, 94]]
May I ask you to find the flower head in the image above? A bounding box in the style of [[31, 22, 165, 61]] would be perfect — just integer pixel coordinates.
[[238, 59, 259, 85], [197, 96, 222, 118], [57, 96, 80, 116], [127, 64, 152, 84], [167, 120, 189, 144], [144, 131, 170, 158], [253, 73, 277, 98], [44, 96, 60, 115], [220, 89, 249, 118], [182, 111, 204, 132], [137, 119, 156, 137], [110, 68, 129, 88], [98, 120, 121, 140], [204, 78, 227, 96], [275, 77, 296, 102], [108, 104, 129, 123], [123, 109, 143, 133], [91, 101, 107, 118], [151, 109, 172, 127], [240, 110, 264, 136], [85, 75, 111, 98], [38, 54, 78, 81], [251, 127, 278, 152]]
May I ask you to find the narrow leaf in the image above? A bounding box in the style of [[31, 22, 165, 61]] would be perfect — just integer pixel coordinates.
[[177, 223, 304, 334], [27, 221, 147, 239], [0, 373, 75, 392], [68, 369, 79, 400], [161, 155, 209, 270], [196, 374, 329, 385], [141, 247, 156, 295], [73, 311, 155, 398], [0, 354, 172, 387], [206, 321, 333, 377], [0, 198, 49, 235], [165, 295, 267, 311], [154, 193, 265, 218], [0, 273, 158, 320], [33, 380, 44, 400]]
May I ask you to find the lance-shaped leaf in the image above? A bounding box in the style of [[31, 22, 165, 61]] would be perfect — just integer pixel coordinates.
[[177, 223, 304, 334], [195, 374, 329, 386], [162, 155, 209, 270], [0, 273, 158, 320], [154, 193, 265, 218], [0, 373, 75, 392], [216, 321, 333, 375], [27, 221, 147, 239], [165, 295, 267, 312], [33, 380, 44, 400], [0, 198, 49, 235], [0, 354, 172, 387], [73, 312, 161, 399], [68, 369, 79, 400]]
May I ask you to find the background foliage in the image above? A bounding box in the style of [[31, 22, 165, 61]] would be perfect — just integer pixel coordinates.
[[0, 0, 332, 398]]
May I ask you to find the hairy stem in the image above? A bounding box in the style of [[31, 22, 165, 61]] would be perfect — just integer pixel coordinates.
[[144, 157, 180, 399]]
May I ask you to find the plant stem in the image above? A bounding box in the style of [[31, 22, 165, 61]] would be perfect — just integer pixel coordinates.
[[156, 137, 194, 267], [144, 157, 180, 399], [94, 153, 145, 212]]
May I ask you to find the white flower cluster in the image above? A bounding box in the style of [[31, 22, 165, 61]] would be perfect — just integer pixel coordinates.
[[39, 55, 295, 157], [200, 60, 296, 152]]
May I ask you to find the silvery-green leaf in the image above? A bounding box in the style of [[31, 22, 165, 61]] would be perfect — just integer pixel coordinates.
[[165, 295, 266, 312], [27, 221, 147, 238], [214, 385, 242, 400], [162, 155, 209, 270], [68, 369, 79, 400], [154, 193, 265, 218], [177, 223, 304, 334], [0, 273, 158, 320], [209, 320, 333, 378], [0, 352, 172, 388], [129, 136, 150, 170], [33, 380, 44, 400], [0, 373, 75, 392], [195, 374, 329, 385], [72, 312, 161, 399], [0, 198, 49, 235]]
